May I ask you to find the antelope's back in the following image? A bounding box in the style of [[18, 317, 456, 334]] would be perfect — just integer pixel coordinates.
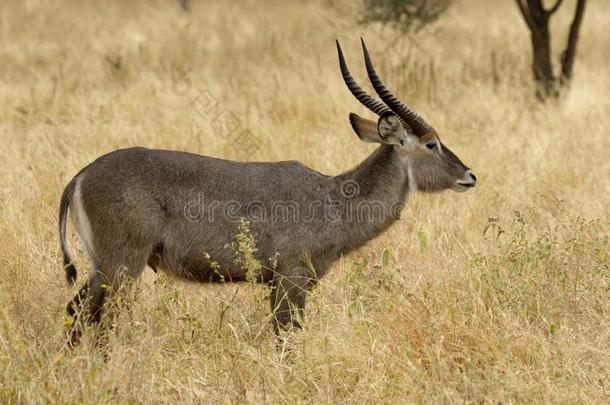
[[76, 147, 334, 271]]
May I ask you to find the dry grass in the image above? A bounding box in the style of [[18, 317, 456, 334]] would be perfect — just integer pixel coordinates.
[[1, 0, 609, 403]]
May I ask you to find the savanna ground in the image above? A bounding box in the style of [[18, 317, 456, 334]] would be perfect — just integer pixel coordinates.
[[0, 0, 609, 403]]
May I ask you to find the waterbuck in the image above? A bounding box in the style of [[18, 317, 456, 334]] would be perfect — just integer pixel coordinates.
[[59, 39, 476, 345]]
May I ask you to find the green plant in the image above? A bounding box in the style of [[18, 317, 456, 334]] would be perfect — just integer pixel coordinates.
[[359, 0, 450, 33]]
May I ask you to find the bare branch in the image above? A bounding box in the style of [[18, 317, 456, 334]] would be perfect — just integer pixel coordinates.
[[514, 0, 535, 31], [546, 0, 564, 16], [560, 0, 587, 85]]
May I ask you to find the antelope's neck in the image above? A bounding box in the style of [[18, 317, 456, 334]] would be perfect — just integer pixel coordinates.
[[331, 144, 412, 253]]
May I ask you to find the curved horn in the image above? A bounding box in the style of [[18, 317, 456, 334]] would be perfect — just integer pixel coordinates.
[[336, 40, 391, 117], [361, 38, 431, 135]]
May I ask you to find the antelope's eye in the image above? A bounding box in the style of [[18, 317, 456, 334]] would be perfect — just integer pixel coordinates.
[[426, 142, 437, 150]]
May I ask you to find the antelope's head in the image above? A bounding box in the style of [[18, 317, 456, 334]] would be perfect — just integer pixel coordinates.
[[337, 39, 477, 193]]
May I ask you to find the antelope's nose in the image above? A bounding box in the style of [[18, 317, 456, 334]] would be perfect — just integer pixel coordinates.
[[457, 170, 477, 188]]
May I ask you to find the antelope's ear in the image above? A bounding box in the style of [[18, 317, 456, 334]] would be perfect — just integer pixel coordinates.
[[377, 114, 408, 146], [349, 113, 382, 143], [349, 113, 407, 146]]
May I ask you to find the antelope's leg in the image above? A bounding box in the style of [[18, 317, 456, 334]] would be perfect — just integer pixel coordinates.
[[89, 248, 149, 349], [270, 267, 311, 335], [65, 247, 149, 351], [65, 280, 89, 348]]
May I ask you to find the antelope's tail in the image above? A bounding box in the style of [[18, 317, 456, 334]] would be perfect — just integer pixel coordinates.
[[59, 179, 77, 284]]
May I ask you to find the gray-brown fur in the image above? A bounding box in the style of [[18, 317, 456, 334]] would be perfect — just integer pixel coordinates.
[[59, 40, 476, 345]]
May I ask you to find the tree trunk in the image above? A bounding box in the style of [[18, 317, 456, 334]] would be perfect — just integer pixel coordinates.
[[530, 22, 558, 98], [514, 0, 587, 100]]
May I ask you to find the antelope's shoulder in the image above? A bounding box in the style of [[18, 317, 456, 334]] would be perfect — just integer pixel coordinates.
[[266, 159, 325, 176]]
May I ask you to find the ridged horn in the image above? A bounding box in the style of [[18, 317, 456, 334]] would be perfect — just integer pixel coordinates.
[[361, 38, 431, 136], [336, 40, 391, 117]]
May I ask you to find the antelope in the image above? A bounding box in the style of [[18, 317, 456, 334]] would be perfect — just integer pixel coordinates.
[[59, 39, 476, 346]]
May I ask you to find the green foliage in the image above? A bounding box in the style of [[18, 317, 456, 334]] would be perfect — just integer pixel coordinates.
[[346, 261, 367, 318], [233, 218, 272, 339], [381, 247, 393, 267], [344, 254, 399, 319], [359, 0, 450, 33], [300, 254, 318, 280], [471, 208, 609, 335], [417, 228, 428, 253], [234, 218, 263, 283]]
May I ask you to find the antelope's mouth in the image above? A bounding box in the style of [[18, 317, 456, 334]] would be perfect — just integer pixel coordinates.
[[452, 181, 476, 193]]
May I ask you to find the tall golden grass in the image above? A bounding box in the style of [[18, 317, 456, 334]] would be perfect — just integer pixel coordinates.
[[0, 0, 608, 402]]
